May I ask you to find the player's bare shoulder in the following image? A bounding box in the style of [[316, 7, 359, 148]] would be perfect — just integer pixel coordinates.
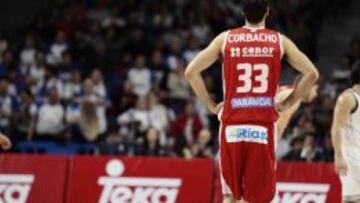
[[336, 89, 357, 108]]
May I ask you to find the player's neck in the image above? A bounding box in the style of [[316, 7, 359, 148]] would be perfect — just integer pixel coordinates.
[[244, 21, 265, 29]]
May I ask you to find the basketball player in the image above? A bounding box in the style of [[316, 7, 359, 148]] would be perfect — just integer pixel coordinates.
[[275, 79, 319, 138], [0, 133, 11, 150], [332, 61, 360, 203], [185, 0, 319, 202]]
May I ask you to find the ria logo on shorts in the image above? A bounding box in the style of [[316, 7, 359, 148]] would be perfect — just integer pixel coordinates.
[[98, 159, 182, 203], [0, 174, 34, 203], [225, 125, 268, 144]]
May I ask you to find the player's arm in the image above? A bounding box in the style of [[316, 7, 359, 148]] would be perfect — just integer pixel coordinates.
[[275, 89, 301, 138], [278, 36, 319, 111], [185, 32, 226, 114], [331, 91, 356, 174]]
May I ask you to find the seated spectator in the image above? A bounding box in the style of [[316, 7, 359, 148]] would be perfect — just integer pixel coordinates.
[[117, 97, 152, 139], [300, 133, 323, 162], [71, 78, 107, 138], [171, 101, 203, 146], [191, 128, 214, 158], [0, 32, 8, 61], [126, 55, 151, 97], [98, 128, 131, 155], [320, 136, 334, 162], [46, 30, 68, 65], [150, 50, 168, 91], [31, 69, 62, 102], [91, 68, 107, 99], [135, 128, 167, 156], [167, 59, 190, 99], [56, 51, 76, 84], [13, 90, 37, 141], [0, 49, 16, 78], [28, 51, 46, 87], [62, 70, 82, 101], [148, 91, 174, 145], [19, 34, 37, 71], [282, 136, 304, 161], [0, 79, 14, 134], [35, 88, 67, 141], [67, 100, 103, 142], [183, 35, 200, 63]]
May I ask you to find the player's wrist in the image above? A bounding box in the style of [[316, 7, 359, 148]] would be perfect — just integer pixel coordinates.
[[207, 102, 217, 112]]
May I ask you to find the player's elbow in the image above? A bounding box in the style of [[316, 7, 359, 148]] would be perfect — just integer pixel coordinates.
[[307, 68, 319, 83], [184, 68, 195, 80]]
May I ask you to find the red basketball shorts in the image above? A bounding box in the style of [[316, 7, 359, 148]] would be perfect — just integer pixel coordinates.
[[219, 122, 276, 202]]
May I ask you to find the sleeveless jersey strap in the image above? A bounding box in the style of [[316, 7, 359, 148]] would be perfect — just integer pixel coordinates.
[[221, 31, 230, 55], [278, 33, 284, 59], [350, 89, 359, 114]]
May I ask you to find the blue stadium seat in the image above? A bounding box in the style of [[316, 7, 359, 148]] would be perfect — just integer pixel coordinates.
[[17, 141, 56, 153]]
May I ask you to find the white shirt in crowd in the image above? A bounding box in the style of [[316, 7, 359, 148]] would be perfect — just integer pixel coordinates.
[[127, 68, 151, 97], [20, 48, 36, 67], [46, 43, 67, 65], [36, 103, 65, 135], [0, 95, 12, 127]]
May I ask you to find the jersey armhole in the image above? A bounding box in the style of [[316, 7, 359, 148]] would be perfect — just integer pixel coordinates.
[[221, 31, 230, 55], [278, 33, 284, 59], [351, 90, 359, 114]]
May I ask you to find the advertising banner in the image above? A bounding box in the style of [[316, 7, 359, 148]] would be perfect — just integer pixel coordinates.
[[67, 156, 214, 203], [275, 161, 341, 203], [0, 154, 68, 203]]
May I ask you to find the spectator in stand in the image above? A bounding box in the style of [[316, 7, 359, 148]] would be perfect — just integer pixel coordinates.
[[148, 91, 174, 145], [183, 35, 200, 64], [72, 78, 107, 138], [320, 136, 334, 162], [172, 101, 203, 157], [167, 59, 191, 100], [34, 88, 67, 141], [117, 97, 158, 140], [191, 128, 214, 158], [13, 90, 37, 141], [135, 128, 167, 156], [31, 68, 62, 102], [150, 50, 168, 92], [63, 70, 82, 101], [67, 99, 102, 142], [46, 30, 69, 65], [0, 32, 9, 62], [126, 55, 152, 97], [282, 137, 304, 161], [0, 50, 16, 78], [19, 34, 37, 72], [98, 127, 130, 155], [0, 79, 14, 134], [28, 51, 46, 90], [300, 133, 323, 162], [90, 69, 107, 99]]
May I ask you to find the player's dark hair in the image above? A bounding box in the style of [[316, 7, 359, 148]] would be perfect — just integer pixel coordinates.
[[351, 60, 360, 85], [241, 0, 270, 24]]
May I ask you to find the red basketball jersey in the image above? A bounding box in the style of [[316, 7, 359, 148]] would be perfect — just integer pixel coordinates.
[[220, 27, 283, 123]]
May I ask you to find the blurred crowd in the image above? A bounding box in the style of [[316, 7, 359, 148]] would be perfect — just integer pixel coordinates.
[[276, 35, 360, 162], [0, 0, 356, 161]]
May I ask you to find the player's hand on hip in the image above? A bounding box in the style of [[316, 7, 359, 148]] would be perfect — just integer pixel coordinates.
[[334, 156, 348, 176], [0, 133, 11, 150], [209, 102, 224, 115]]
